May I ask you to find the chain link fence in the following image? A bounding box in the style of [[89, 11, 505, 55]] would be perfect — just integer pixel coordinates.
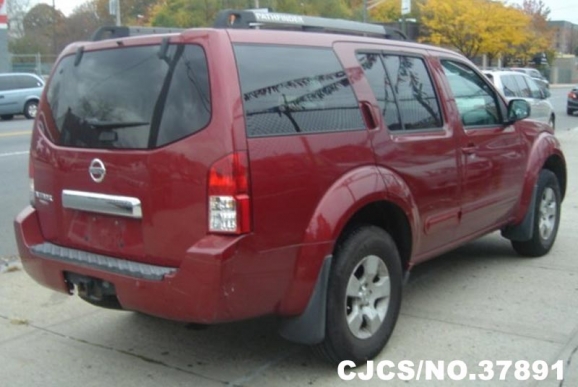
[[8, 54, 57, 77]]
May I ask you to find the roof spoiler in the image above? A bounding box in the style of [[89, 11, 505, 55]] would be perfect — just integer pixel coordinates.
[[213, 9, 407, 40]]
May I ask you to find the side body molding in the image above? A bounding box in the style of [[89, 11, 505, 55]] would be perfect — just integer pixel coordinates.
[[277, 165, 419, 318]]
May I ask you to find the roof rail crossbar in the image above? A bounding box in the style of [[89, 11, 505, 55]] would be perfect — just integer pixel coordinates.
[[213, 9, 407, 40], [91, 26, 186, 41]]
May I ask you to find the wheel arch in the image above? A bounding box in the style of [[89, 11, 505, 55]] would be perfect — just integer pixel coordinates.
[[543, 153, 566, 201], [338, 201, 412, 274], [503, 135, 566, 241], [278, 166, 417, 344]]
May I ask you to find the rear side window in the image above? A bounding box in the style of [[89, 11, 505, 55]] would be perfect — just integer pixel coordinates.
[[47, 44, 211, 149], [0, 77, 15, 91], [382, 56, 442, 130], [513, 75, 532, 98], [16, 75, 42, 89], [234, 45, 365, 137], [356, 52, 442, 131], [500, 75, 519, 97], [357, 53, 401, 130]]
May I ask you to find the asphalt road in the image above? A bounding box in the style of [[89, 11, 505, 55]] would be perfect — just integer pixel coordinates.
[[0, 86, 577, 386]]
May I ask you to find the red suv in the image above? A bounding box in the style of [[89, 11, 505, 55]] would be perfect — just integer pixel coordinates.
[[14, 10, 566, 365]]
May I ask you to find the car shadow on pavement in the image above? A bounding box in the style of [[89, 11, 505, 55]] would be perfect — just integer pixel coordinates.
[[56, 232, 532, 385]]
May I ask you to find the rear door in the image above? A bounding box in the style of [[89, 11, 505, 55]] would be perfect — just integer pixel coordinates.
[[0, 76, 19, 115], [343, 44, 462, 258], [31, 34, 226, 268]]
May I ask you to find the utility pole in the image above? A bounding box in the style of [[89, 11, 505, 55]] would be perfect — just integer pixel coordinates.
[[110, 0, 121, 26], [116, 0, 121, 26]]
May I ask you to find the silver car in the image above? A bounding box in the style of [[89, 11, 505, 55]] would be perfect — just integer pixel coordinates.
[[0, 73, 44, 120], [483, 70, 555, 129]]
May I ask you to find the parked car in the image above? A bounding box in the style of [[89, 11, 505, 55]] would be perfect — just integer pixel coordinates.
[[0, 72, 44, 120], [483, 70, 555, 128], [510, 67, 550, 89], [14, 10, 566, 365], [568, 85, 578, 115]]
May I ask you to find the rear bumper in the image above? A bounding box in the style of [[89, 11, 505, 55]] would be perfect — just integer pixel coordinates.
[[15, 206, 245, 323], [568, 99, 578, 110]]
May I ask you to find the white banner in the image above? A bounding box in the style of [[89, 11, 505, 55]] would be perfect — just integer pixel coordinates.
[[401, 0, 411, 15]]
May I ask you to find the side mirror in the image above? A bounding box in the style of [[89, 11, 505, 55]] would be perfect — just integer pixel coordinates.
[[507, 99, 531, 123]]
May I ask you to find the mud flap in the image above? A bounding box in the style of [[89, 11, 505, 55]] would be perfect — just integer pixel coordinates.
[[278, 255, 332, 345], [501, 184, 538, 242]]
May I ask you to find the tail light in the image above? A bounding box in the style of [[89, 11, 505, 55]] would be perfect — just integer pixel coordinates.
[[29, 159, 35, 207], [569, 91, 578, 99], [208, 152, 251, 234]]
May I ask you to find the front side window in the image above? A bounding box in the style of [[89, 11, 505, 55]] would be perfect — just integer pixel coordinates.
[[47, 44, 211, 149], [442, 60, 501, 127], [523, 76, 543, 99], [234, 45, 365, 137]]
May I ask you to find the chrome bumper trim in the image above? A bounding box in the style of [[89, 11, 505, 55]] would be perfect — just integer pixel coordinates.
[[62, 190, 142, 219]]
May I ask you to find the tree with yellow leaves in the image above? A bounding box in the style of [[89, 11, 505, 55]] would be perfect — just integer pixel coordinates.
[[420, 0, 512, 59], [369, 0, 423, 23]]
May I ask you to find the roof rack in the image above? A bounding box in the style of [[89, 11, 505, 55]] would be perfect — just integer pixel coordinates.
[[213, 9, 407, 40], [91, 26, 185, 41]]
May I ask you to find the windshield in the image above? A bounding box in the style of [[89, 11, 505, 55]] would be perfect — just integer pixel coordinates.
[[47, 44, 211, 149]]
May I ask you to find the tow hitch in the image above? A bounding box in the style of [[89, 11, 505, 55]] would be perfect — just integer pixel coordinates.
[[65, 272, 123, 310]]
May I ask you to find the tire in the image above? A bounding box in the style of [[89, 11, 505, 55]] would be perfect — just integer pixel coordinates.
[[511, 170, 561, 257], [568, 108, 575, 116], [315, 225, 402, 365], [24, 100, 38, 119], [0, 114, 14, 121]]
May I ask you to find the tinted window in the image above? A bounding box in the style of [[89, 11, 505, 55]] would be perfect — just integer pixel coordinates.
[[442, 60, 501, 127], [513, 75, 531, 98], [16, 75, 42, 89], [47, 44, 211, 149], [528, 69, 542, 79], [356, 53, 401, 130], [0, 77, 15, 91], [524, 76, 542, 99], [382, 56, 442, 130], [500, 75, 519, 97], [234, 45, 364, 137]]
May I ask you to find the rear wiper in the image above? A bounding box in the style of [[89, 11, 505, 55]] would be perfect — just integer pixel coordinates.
[[84, 119, 149, 130]]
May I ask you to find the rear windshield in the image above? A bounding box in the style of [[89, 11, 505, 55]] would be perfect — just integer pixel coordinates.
[[47, 44, 211, 149]]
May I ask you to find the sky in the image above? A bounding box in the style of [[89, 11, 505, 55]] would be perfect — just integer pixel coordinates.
[[37, 0, 578, 24]]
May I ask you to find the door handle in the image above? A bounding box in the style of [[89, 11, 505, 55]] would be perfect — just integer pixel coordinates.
[[461, 144, 477, 155]]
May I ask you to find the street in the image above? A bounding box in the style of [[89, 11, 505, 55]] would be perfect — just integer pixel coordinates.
[[1, 86, 577, 386]]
